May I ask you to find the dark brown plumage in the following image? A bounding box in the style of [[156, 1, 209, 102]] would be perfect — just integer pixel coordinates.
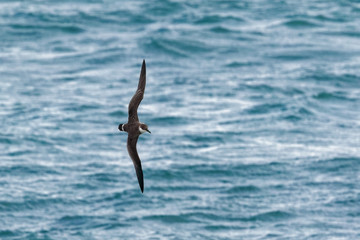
[[118, 59, 151, 193]]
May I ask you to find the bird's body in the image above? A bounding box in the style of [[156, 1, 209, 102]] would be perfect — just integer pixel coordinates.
[[118, 60, 150, 193]]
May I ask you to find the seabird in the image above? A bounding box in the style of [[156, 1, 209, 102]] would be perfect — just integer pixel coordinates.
[[118, 59, 151, 193]]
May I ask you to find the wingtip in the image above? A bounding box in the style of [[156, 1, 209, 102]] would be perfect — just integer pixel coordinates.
[[139, 179, 144, 193], [135, 165, 144, 193], [138, 59, 146, 88], [140, 59, 146, 74], [142, 59, 146, 69], [139, 181, 144, 193]]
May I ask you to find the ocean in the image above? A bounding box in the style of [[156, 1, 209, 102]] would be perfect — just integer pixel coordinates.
[[0, 1, 359, 239]]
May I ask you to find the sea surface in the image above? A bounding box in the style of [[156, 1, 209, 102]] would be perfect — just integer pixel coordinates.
[[1, 1, 360, 239]]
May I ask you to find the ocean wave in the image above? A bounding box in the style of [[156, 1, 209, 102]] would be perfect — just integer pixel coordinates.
[[1, 0, 360, 238]]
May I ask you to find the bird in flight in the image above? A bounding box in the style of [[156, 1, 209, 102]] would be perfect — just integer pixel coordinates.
[[118, 59, 151, 193]]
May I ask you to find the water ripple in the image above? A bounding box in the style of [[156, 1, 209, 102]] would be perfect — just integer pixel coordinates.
[[1, 0, 359, 239]]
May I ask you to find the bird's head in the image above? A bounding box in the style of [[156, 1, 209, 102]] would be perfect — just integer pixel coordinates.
[[139, 123, 151, 134]]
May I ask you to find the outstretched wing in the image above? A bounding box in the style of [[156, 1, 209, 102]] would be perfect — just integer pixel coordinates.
[[127, 135, 144, 193], [128, 59, 146, 123]]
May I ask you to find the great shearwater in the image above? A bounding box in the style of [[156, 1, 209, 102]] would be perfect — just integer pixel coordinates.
[[118, 59, 151, 193]]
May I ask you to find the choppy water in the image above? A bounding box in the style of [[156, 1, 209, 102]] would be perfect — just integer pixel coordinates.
[[1, 1, 360, 239]]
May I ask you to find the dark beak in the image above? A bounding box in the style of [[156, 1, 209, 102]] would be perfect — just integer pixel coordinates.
[[146, 129, 151, 134]]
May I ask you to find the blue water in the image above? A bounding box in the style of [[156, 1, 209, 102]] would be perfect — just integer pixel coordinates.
[[1, 1, 360, 239]]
